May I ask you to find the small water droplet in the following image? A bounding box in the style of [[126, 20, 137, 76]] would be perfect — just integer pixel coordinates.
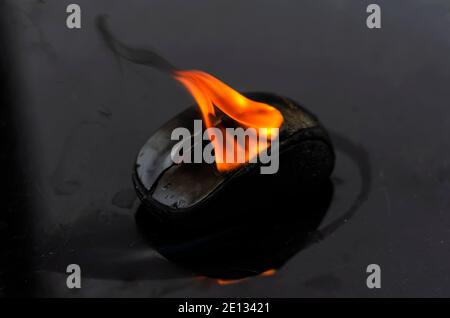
[[172, 199, 186, 208]]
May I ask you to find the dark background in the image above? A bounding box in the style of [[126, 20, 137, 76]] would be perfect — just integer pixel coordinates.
[[1, 0, 450, 297]]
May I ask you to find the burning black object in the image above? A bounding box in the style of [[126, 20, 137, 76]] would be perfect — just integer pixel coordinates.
[[97, 16, 335, 223], [133, 92, 334, 218]]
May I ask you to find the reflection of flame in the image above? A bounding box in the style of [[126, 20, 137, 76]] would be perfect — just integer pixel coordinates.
[[259, 269, 276, 277], [216, 278, 247, 286], [174, 70, 284, 172], [215, 269, 277, 286]]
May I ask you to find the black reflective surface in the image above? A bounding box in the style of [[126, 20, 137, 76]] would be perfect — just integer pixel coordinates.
[[2, 0, 450, 297]]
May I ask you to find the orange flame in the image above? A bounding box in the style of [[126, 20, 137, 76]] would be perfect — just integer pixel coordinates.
[[174, 70, 284, 172]]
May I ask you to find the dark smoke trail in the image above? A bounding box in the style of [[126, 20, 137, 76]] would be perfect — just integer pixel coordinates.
[[96, 15, 178, 74]]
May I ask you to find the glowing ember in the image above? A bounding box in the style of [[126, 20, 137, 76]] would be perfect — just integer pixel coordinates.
[[174, 70, 284, 172]]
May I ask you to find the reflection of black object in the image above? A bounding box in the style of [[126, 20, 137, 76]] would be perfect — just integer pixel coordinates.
[[136, 180, 334, 280], [133, 92, 335, 223]]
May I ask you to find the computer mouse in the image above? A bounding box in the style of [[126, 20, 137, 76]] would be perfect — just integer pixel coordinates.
[[95, 17, 335, 225], [133, 92, 335, 226]]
